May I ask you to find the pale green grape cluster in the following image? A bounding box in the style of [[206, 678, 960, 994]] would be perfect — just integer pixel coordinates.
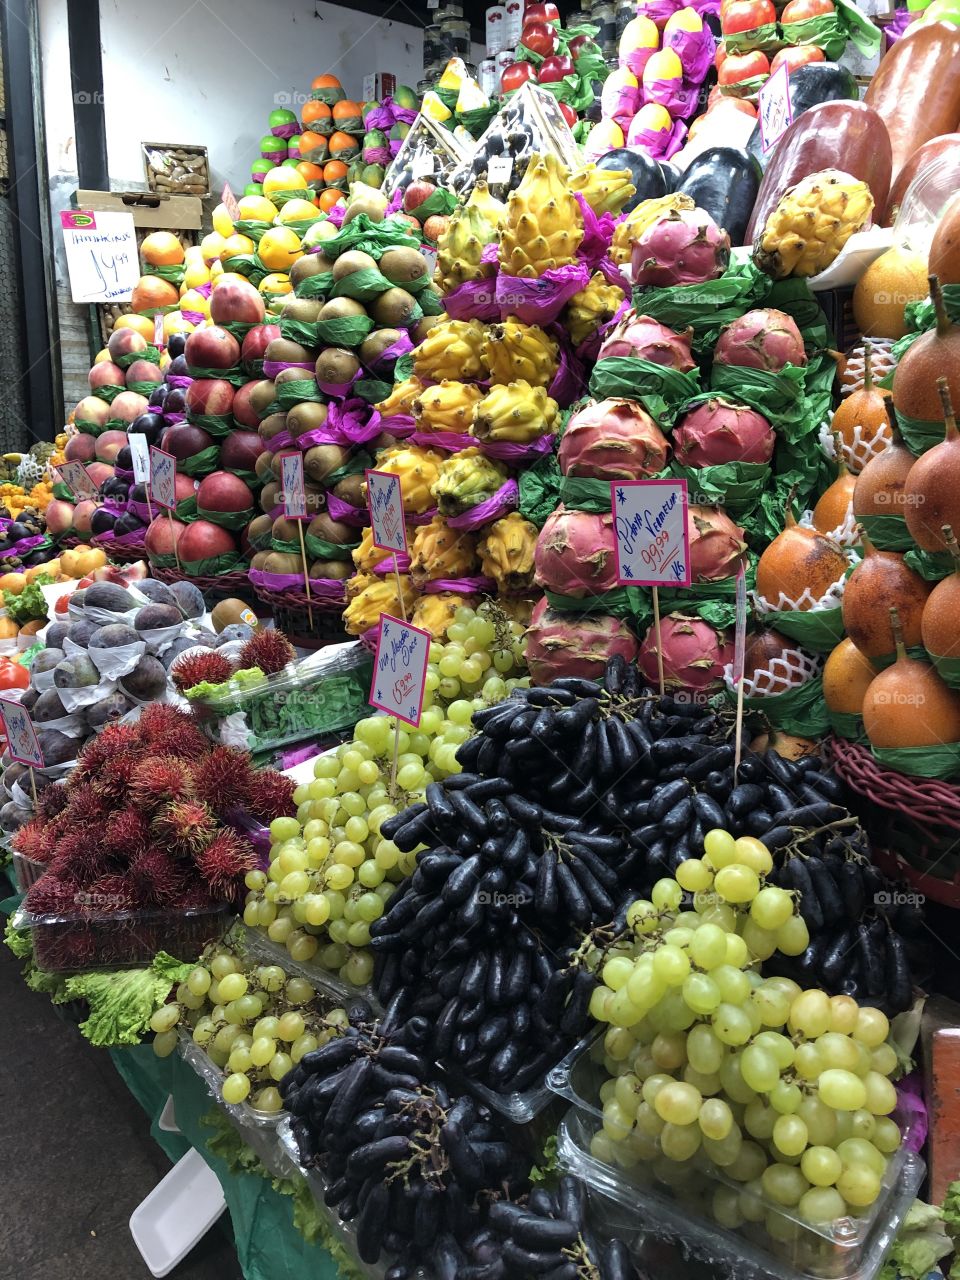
[[587, 829, 902, 1244], [150, 939, 346, 1111], [242, 602, 528, 985]]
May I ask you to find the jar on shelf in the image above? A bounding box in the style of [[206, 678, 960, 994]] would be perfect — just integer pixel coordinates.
[[591, 0, 617, 57], [423, 23, 444, 66], [615, 0, 637, 39], [440, 11, 471, 56]]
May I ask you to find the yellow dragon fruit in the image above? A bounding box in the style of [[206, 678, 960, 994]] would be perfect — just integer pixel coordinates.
[[499, 153, 584, 279], [610, 192, 694, 266], [377, 376, 424, 419], [565, 273, 626, 347], [482, 319, 559, 388], [432, 447, 508, 516], [412, 592, 477, 638], [569, 164, 636, 217], [353, 526, 395, 573], [472, 381, 559, 443], [413, 380, 484, 434], [413, 319, 487, 382], [375, 445, 444, 513], [409, 516, 479, 585], [436, 180, 506, 293], [343, 573, 417, 635], [476, 512, 539, 592]]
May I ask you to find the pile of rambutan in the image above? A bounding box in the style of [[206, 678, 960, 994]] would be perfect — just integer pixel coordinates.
[[170, 628, 296, 694], [18, 704, 296, 963]]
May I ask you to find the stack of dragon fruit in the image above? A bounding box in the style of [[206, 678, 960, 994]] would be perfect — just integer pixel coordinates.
[[528, 193, 818, 694]]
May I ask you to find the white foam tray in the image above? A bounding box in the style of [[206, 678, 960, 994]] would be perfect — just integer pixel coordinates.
[[129, 1147, 226, 1277]]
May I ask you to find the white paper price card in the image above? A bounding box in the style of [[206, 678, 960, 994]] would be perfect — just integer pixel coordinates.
[[279, 451, 308, 518], [150, 446, 177, 510], [129, 434, 151, 485], [758, 61, 793, 155], [611, 479, 691, 587], [369, 615, 431, 727], [0, 697, 44, 768], [154, 312, 165, 347], [60, 209, 139, 304], [221, 182, 241, 221], [411, 153, 436, 179], [366, 469, 408, 554], [55, 461, 99, 500], [487, 155, 513, 184]]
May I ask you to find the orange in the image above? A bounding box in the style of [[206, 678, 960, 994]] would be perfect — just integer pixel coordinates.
[[199, 231, 226, 264], [262, 166, 308, 199], [258, 225, 302, 270], [311, 74, 342, 92], [333, 100, 361, 122], [302, 100, 332, 127], [296, 161, 325, 185], [298, 131, 328, 162], [113, 313, 155, 340], [130, 275, 179, 313], [318, 188, 346, 213], [258, 272, 292, 297], [220, 233, 256, 261], [322, 159, 348, 186], [328, 131, 359, 159], [140, 230, 185, 267]]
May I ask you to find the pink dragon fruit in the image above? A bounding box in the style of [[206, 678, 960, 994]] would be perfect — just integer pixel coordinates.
[[639, 612, 734, 694], [534, 506, 619, 598], [597, 311, 696, 371], [673, 397, 775, 466], [688, 505, 748, 581], [525, 597, 639, 685], [632, 208, 731, 288], [558, 398, 670, 480], [714, 308, 807, 371]]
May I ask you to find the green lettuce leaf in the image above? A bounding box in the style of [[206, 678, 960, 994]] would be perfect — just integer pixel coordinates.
[[63, 951, 194, 1047], [879, 1200, 952, 1280]]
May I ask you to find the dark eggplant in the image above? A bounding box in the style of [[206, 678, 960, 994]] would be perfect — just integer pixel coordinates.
[[597, 146, 667, 211], [676, 146, 762, 246]]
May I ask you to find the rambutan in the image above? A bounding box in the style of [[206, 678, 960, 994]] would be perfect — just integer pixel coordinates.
[[50, 829, 109, 884], [26, 874, 80, 914], [129, 846, 188, 906], [238, 629, 295, 676], [129, 755, 196, 811], [13, 818, 52, 862], [170, 649, 235, 693], [71, 722, 140, 783], [87, 874, 139, 912], [196, 830, 257, 896], [101, 810, 151, 861], [245, 769, 297, 822], [151, 800, 217, 857], [61, 784, 109, 829], [192, 746, 255, 817], [38, 782, 70, 821], [137, 704, 210, 761], [94, 754, 138, 803]]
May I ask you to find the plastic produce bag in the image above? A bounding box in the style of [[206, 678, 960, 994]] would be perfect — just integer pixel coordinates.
[[382, 112, 470, 198]]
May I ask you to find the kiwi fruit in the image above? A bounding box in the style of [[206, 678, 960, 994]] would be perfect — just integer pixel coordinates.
[[264, 551, 306, 574], [413, 313, 445, 343], [280, 296, 322, 324], [255, 451, 275, 483], [290, 255, 326, 288], [315, 349, 361, 384], [332, 250, 378, 281], [310, 559, 353, 580], [370, 288, 418, 328], [246, 513, 273, 546], [318, 297, 367, 321], [304, 444, 350, 484], [249, 380, 278, 417], [264, 336, 313, 365], [332, 473, 366, 507], [287, 401, 328, 438], [378, 247, 429, 286], [258, 412, 288, 442], [359, 329, 402, 367], [260, 481, 280, 513], [308, 512, 356, 545]]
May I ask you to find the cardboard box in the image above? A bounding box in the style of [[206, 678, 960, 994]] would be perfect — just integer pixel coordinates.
[[73, 189, 203, 231]]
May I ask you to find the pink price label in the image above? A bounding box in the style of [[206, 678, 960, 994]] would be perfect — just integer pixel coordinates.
[[611, 479, 691, 587], [366, 470, 407, 555], [221, 183, 241, 221], [369, 615, 431, 727], [59, 209, 97, 231], [149, 446, 178, 510], [278, 451, 307, 519], [0, 697, 44, 768]]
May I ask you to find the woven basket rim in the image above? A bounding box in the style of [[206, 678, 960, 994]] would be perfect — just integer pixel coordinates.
[[152, 566, 253, 593], [827, 734, 960, 833], [250, 582, 344, 612]]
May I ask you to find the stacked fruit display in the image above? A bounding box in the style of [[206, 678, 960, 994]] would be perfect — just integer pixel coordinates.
[[494, 6, 609, 134]]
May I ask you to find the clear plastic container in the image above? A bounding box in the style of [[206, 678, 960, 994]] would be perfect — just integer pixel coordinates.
[[893, 152, 960, 255], [13, 901, 233, 974], [238, 922, 381, 1009], [383, 112, 472, 198], [11, 850, 45, 893], [549, 1038, 924, 1280], [187, 641, 372, 756]]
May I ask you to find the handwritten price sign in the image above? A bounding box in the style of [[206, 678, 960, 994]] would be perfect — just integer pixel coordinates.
[[366, 470, 407, 554], [0, 697, 44, 768], [221, 183, 241, 222], [60, 209, 139, 304], [279, 451, 308, 519], [611, 479, 691, 587], [55, 461, 99, 500], [758, 61, 793, 154], [149, 447, 177, 510], [128, 434, 151, 485], [369, 615, 430, 727]]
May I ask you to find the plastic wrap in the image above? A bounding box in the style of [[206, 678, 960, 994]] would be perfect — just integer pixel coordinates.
[[382, 111, 470, 197]]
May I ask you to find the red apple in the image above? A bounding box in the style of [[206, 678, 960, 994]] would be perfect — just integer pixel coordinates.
[[185, 325, 241, 371], [178, 520, 237, 562], [524, 2, 560, 22], [538, 53, 575, 83], [422, 215, 450, 243], [124, 358, 164, 386], [220, 430, 263, 473], [94, 430, 129, 463], [501, 61, 537, 93], [72, 499, 100, 535], [568, 34, 598, 58], [162, 423, 215, 460], [73, 397, 110, 430], [392, 213, 422, 233], [781, 0, 834, 18], [145, 515, 187, 557], [210, 278, 266, 325], [197, 471, 255, 514], [770, 45, 826, 73], [88, 361, 125, 390], [85, 462, 115, 488], [186, 378, 236, 417], [232, 382, 262, 429], [559, 102, 578, 127], [402, 181, 437, 213], [65, 432, 98, 463], [110, 391, 149, 424], [521, 19, 558, 55], [107, 328, 147, 362], [241, 323, 281, 371], [44, 499, 76, 536], [718, 49, 769, 84], [722, 0, 776, 32]]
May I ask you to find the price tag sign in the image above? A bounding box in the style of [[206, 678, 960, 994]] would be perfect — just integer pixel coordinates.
[[421, 246, 438, 277], [150, 446, 177, 510], [221, 182, 241, 222], [60, 210, 139, 303], [611, 479, 691, 587], [758, 61, 793, 155], [154, 312, 165, 348], [366, 470, 407, 554], [55, 461, 99, 500], [369, 615, 431, 727], [129, 434, 151, 485], [733, 562, 748, 687], [0, 697, 44, 768], [411, 153, 436, 179], [487, 155, 513, 184], [279, 451, 308, 519]]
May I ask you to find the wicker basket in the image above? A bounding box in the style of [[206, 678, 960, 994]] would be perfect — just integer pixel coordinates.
[[827, 734, 960, 907], [271, 601, 350, 650], [92, 535, 147, 565], [152, 565, 257, 600]]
